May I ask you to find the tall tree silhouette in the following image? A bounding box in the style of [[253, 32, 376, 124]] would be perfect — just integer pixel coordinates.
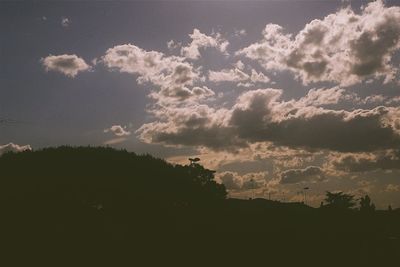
[[359, 195, 375, 212]]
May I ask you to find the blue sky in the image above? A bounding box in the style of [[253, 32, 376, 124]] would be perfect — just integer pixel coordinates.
[[1, 0, 400, 208]]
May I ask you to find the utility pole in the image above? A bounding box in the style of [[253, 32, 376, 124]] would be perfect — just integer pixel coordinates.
[[250, 178, 255, 199], [303, 187, 309, 205]]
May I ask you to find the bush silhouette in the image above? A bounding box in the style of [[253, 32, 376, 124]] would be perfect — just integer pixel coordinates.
[[323, 191, 356, 209]]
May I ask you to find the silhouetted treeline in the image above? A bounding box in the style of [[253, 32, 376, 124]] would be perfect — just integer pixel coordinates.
[[1, 147, 399, 265]]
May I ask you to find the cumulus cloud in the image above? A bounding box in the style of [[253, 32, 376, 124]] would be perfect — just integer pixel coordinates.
[[237, 1, 400, 86], [138, 87, 400, 152], [137, 104, 245, 150], [279, 166, 325, 184], [181, 29, 229, 60], [104, 125, 131, 137], [0, 143, 31, 156], [102, 43, 213, 102], [41, 54, 90, 77], [230, 89, 400, 152]]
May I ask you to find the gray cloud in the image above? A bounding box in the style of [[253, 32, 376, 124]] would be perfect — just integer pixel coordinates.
[[329, 150, 400, 172], [280, 166, 325, 184], [217, 171, 267, 190], [138, 88, 400, 152]]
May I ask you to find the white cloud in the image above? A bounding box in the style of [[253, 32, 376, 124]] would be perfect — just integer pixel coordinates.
[[0, 143, 31, 156], [181, 29, 229, 60], [41, 54, 90, 77], [237, 1, 400, 86], [208, 67, 270, 86], [104, 125, 131, 137], [209, 68, 250, 83], [102, 44, 211, 102], [61, 17, 70, 27], [233, 29, 247, 38], [167, 40, 181, 50]]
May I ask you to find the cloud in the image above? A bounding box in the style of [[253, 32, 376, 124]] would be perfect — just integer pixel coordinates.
[[279, 166, 325, 184], [208, 67, 270, 86], [104, 125, 131, 137], [230, 89, 400, 152], [218, 172, 242, 190], [41, 54, 90, 77], [138, 87, 400, 152], [181, 29, 229, 60], [237, 1, 400, 86], [297, 87, 348, 106], [384, 184, 400, 192], [167, 40, 181, 50], [137, 104, 245, 151], [328, 150, 400, 172], [209, 68, 249, 83], [61, 17, 70, 27], [0, 143, 31, 156], [233, 29, 247, 38], [217, 171, 267, 190], [102, 44, 212, 102]]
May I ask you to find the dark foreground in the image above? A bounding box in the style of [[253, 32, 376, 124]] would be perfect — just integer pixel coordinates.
[[1, 147, 399, 265]]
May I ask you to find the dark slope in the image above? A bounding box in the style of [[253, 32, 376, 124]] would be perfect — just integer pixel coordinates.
[[0, 147, 399, 265]]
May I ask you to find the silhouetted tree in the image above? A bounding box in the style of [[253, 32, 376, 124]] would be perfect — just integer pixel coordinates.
[[359, 195, 375, 212], [324, 191, 356, 209]]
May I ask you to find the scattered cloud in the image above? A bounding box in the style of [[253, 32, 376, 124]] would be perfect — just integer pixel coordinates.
[[61, 17, 70, 27], [233, 29, 247, 38], [41, 54, 90, 77]]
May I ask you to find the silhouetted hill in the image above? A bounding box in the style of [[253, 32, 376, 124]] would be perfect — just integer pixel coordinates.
[[1, 146, 399, 265]]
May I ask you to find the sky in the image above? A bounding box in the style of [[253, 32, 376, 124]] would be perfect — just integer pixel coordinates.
[[1, 0, 400, 208]]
